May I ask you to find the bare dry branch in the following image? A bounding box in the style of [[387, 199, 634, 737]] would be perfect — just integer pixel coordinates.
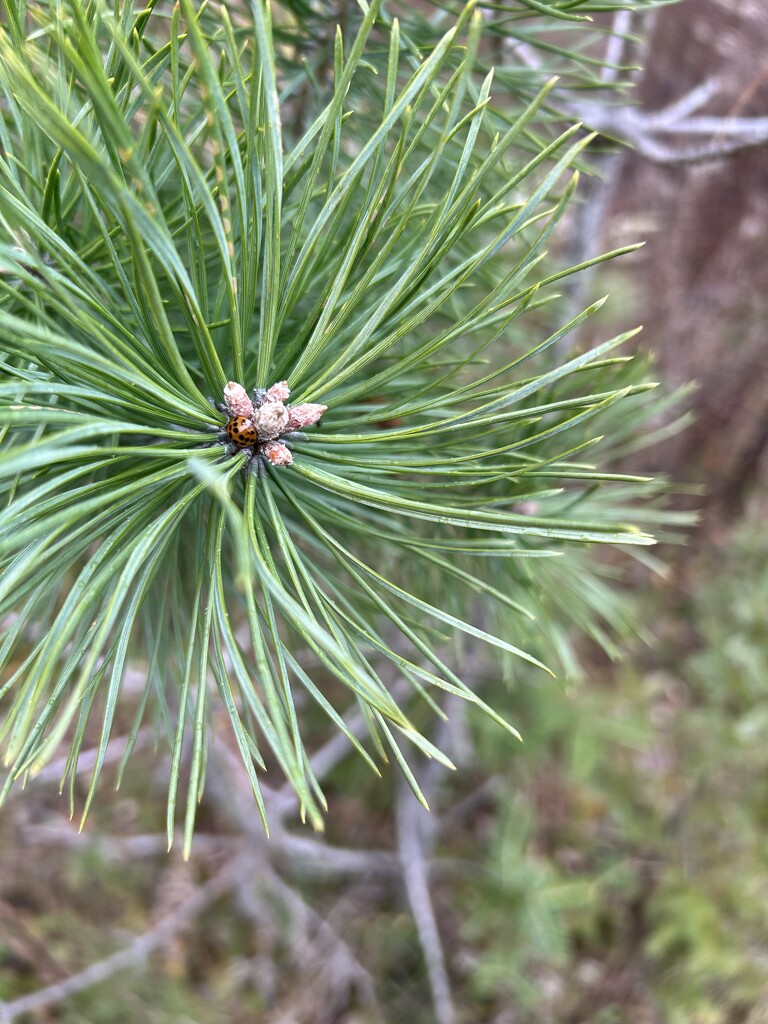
[[396, 774, 455, 1024], [254, 867, 379, 1018], [600, 10, 634, 86], [506, 17, 768, 166], [577, 101, 768, 164]]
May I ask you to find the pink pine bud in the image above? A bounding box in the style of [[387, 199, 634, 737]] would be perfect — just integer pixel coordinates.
[[261, 440, 293, 467], [287, 403, 327, 431], [254, 400, 290, 441], [265, 380, 291, 403], [223, 381, 253, 418]]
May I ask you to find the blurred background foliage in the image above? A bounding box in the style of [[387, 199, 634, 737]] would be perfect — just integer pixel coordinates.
[[2, 0, 768, 1021]]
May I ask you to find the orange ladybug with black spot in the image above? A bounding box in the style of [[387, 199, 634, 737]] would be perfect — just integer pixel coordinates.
[[224, 416, 257, 449]]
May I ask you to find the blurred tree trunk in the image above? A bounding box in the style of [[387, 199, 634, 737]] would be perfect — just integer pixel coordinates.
[[611, 0, 768, 515]]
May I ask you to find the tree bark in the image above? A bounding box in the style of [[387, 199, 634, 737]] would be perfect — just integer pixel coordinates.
[[611, 0, 768, 515]]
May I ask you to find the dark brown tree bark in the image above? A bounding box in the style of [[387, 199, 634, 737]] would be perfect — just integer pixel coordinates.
[[612, 0, 768, 516]]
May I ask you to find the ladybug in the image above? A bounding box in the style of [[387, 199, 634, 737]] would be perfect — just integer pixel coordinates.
[[224, 416, 257, 449]]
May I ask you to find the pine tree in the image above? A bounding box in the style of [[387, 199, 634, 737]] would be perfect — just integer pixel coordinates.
[[0, 0, 680, 854]]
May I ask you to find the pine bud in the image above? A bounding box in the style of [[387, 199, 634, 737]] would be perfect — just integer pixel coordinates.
[[265, 380, 291, 403], [287, 403, 327, 431], [223, 381, 253, 418], [255, 401, 290, 440], [261, 440, 293, 466]]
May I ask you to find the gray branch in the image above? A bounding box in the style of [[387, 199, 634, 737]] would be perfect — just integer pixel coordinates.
[[576, 99, 768, 164], [508, 18, 768, 166], [396, 774, 455, 1024], [255, 866, 379, 1014], [600, 10, 633, 87]]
